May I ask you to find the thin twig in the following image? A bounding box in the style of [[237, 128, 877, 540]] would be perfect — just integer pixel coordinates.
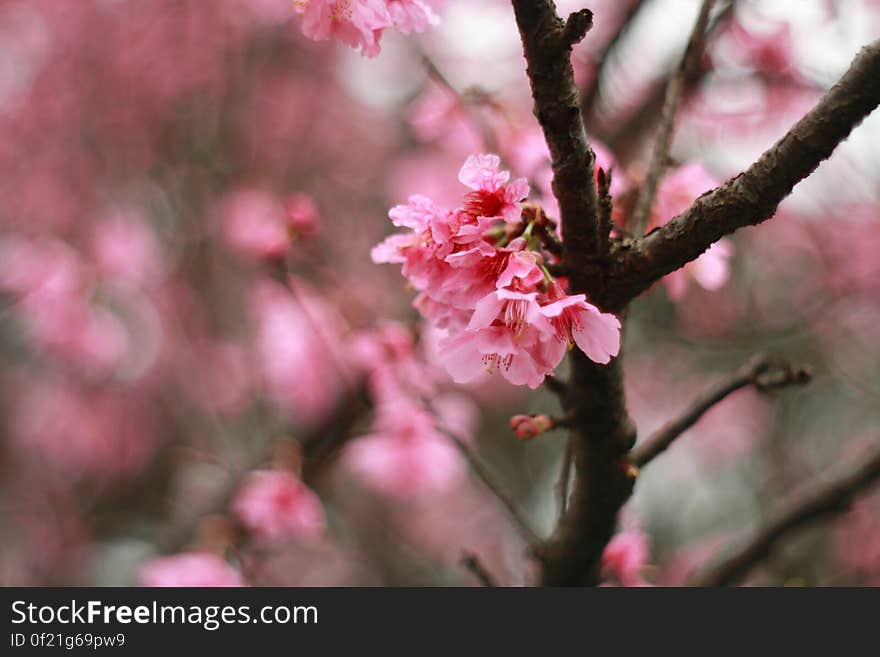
[[601, 2, 735, 158], [630, 356, 811, 468], [440, 426, 541, 546], [415, 45, 499, 153], [694, 443, 880, 586], [629, 0, 716, 236], [460, 551, 499, 587], [580, 0, 645, 116]]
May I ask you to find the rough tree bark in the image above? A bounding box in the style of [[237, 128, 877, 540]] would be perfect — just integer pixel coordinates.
[[511, 0, 635, 586], [511, 0, 880, 586]]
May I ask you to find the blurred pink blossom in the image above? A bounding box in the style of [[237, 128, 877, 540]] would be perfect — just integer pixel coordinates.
[[252, 278, 350, 426], [139, 552, 246, 587], [91, 212, 163, 288], [233, 470, 326, 542], [345, 401, 464, 496], [221, 188, 290, 260], [652, 163, 734, 300], [601, 528, 652, 587]]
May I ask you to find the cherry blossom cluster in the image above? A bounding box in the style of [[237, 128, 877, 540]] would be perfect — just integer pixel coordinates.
[[293, 0, 439, 57], [373, 154, 621, 389]]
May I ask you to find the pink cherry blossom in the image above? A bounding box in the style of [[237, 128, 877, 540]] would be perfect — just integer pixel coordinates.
[[540, 292, 622, 365], [294, 0, 392, 58], [252, 279, 349, 426], [664, 239, 735, 301], [440, 289, 565, 389], [0, 240, 133, 377], [91, 212, 163, 288], [408, 86, 482, 151], [431, 392, 480, 443], [458, 154, 529, 223], [653, 163, 719, 222], [139, 552, 246, 587], [233, 470, 326, 542], [10, 376, 156, 481], [350, 321, 439, 401], [509, 413, 554, 440], [373, 154, 622, 385], [386, 0, 439, 34]]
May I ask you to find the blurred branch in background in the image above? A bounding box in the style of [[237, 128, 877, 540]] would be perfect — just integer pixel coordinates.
[[695, 443, 880, 586], [598, 1, 737, 158], [415, 46, 500, 153], [460, 550, 498, 587], [579, 0, 646, 117], [158, 382, 370, 555], [628, 0, 717, 237], [630, 355, 812, 468], [441, 426, 541, 546]]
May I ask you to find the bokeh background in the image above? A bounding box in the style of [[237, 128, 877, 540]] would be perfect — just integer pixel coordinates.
[[1, 0, 878, 586]]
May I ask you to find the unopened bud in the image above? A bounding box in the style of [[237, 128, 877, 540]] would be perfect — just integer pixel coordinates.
[[510, 413, 555, 440]]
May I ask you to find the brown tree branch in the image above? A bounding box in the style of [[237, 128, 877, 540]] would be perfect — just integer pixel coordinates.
[[694, 442, 880, 586], [600, 39, 880, 311], [628, 0, 717, 236], [511, 0, 600, 261], [562, 8, 594, 47], [630, 356, 812, 467], [512, 0, 637, 586]]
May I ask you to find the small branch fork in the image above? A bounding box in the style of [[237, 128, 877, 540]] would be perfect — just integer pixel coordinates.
[[461, 551, 499, 587], [601, 38, 880, 311], [416, 47, 500, 152], [694, 443, 880, 586], [630, 356, 812, 468]]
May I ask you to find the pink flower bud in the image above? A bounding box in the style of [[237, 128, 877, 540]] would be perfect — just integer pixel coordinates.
[[509, 413, 554, 440]]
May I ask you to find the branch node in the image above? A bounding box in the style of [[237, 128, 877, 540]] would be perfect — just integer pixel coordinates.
[[562, 9, 594, 47]]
